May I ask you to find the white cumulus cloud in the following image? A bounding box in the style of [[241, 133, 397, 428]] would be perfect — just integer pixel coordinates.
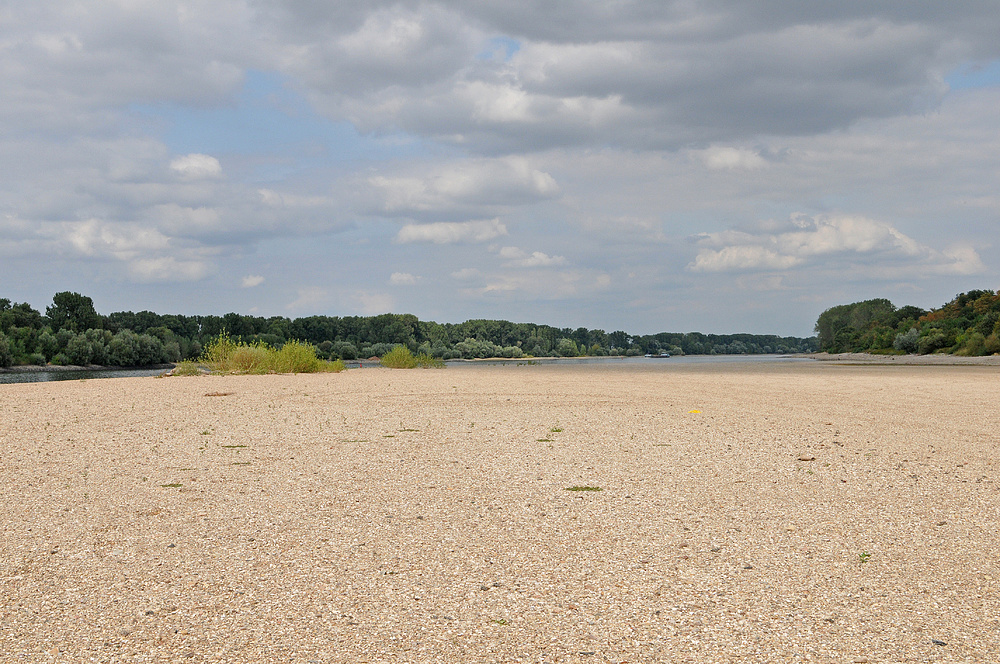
[[241, 274, 264, 288], [696, 146, 767, 170], [498, 246, 567, 267], [688, 214, 986, 277], [389, 272, 419, 285], [169, 153, 222, 180], [395, 218, 507, 244]]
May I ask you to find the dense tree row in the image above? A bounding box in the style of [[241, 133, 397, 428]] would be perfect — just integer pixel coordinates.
[[0, 291, 818, 368], [814, 290, 1000, 355]]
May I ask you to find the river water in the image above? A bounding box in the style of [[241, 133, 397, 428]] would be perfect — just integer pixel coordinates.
[[0, 367, 169, 384], [0, 355, 812, 385]]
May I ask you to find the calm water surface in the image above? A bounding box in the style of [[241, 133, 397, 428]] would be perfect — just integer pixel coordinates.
[[0, 367, 168, 384], [0, 355, 812, 384]]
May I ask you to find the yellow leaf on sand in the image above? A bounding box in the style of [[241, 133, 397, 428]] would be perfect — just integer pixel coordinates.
[[688, 409, 701, 414]]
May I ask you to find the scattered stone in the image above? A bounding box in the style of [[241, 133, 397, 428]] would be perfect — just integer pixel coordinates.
[[931, 639, 947, 646], [798, 454, 816, 461]]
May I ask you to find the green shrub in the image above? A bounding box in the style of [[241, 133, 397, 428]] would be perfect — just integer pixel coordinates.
[[108, 329, 140, 366], [892, 327, 920, 353], [199, 333, 345, 374], [28, 352, 47, 366], [37, 330, 59, 361], [917, 330, 948, 355], [65, 334, 93, 365], [275, 340, 322, 373], [380, 345, 444, 368], [380, 345, 417, 368]]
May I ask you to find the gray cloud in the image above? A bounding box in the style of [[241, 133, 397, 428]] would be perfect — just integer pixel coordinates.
[[0, 0, 997, 334], [259, 1, 1000, 152]]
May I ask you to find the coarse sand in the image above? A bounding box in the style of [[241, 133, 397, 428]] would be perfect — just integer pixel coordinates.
[[2, 360, 999, 663]]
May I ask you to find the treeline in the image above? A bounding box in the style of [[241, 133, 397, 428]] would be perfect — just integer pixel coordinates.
[[0, 291, 818, 368], [814, 290, 1000, 356]]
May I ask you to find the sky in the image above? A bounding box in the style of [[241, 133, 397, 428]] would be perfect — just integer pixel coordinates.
[[2, 2, 999, 337]]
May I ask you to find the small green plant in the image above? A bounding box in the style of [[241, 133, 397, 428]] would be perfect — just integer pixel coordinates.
[[566, 486, 602, 492], [490, 618, 509, 626], [221, 444, 247, 449], [379, 345, 445, 368], [859, 551, 872, 563], [550, 426, 563, 433], [160, 483, 183, 488]]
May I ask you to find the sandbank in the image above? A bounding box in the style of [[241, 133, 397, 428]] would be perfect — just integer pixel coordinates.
[[2, 360, 998, 662]]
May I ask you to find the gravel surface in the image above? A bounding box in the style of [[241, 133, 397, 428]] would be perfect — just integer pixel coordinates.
[[2, 361, 999, 663]]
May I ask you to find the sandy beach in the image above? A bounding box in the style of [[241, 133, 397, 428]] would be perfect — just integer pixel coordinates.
[[2, 360, 998, 663]]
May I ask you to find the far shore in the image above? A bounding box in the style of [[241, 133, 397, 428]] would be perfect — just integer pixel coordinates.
[[803, 351, 1000, 365]]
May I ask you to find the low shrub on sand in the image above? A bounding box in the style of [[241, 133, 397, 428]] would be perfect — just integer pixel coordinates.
[[200, 333, 346, 374], [380, 345, 444, 369], [169, 361, 206, 376]]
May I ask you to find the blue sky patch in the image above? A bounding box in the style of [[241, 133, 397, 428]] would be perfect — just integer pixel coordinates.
[[478, 36, 521, 62], [130, 70, 427, 168], [946, 59, 1000, 89]]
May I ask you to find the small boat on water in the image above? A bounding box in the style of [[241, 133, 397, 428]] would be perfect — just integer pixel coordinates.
[[644, 352, 671, 358]]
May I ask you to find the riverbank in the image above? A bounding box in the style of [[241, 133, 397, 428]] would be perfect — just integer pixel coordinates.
[[0, 362, 175, 373], [805, 351, 1000, 365], [2, 361, 998, 661]]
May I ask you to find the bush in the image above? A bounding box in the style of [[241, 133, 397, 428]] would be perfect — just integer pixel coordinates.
[[37, 330, 59, 361], [274, 340, 322, 373], [85, 329, 111, 365], [958, 331, 987, 356], [893, 327, 920, 353], [380, 344, 444, 368], [135, 333, 167, 365], [65, 334, 93, 365], [332, 340, 358, 360], [199, 333, 345, 374], [380, 345, 417, 368], [555, 338, 579, 357], [917, 330, 948, 355], [108, 329, 140, 366]]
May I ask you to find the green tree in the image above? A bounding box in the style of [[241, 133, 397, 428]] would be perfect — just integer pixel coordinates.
[[46, 292, 101, 332]]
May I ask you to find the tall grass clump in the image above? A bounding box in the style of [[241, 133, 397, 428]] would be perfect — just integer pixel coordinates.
[[200, 332, 346, 374], [380, 344, 445, 369]]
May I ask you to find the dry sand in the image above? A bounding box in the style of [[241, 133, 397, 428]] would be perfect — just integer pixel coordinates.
[[2, 360, 998, 663]]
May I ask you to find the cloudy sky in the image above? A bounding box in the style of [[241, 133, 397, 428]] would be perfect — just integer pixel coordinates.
[[2, 2, 999, 336]]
